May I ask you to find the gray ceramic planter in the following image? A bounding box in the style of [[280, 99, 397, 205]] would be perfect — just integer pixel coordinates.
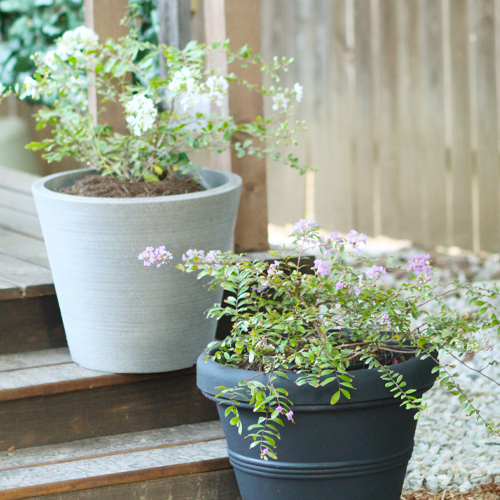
[[32, 168, 242, 373]]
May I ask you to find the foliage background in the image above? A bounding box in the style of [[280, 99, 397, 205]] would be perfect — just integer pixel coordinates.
[[0, 0, 158, 96]]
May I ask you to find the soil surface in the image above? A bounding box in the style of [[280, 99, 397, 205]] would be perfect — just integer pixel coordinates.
[[402, 482, 500, 499], [59, 173, 205, 198]]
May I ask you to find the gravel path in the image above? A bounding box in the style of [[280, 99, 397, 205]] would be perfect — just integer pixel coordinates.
[[269, 227, 500, 493], [379, 247, 500, 493]]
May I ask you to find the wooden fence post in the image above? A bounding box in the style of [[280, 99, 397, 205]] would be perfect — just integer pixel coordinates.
[[204, 0, 269, 253], [84, 0, 129, 134], [158, 0, 192, 49]]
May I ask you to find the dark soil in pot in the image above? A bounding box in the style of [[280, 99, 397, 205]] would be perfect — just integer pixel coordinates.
[[58, 172, 205, 198]]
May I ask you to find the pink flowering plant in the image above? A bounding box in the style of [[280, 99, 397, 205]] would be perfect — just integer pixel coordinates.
[[19, 26, 309, 181], [139, 221, 499, 459]]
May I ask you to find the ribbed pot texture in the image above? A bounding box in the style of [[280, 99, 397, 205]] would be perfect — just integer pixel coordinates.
[[32, 168, 241, 373], [197, 351, 438, 500]]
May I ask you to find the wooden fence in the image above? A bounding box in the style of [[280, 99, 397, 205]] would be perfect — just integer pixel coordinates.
[[3, 0, 500, 251], [261, 0, 500, 252]]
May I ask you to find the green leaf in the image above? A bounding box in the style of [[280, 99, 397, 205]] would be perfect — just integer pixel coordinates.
[[340, 388, 351, 400], [330, 390, 340, 405], [143, 172, 159, 182]]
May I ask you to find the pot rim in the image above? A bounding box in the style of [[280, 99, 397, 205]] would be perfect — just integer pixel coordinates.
[[31, 167, 242, 205], [196, 346, 438, 406]]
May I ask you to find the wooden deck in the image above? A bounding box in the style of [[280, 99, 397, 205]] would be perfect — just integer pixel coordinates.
[[0, 167, 65, 353], [0, 167, 52, 299]]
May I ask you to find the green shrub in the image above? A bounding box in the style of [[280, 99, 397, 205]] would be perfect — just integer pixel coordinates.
[[0, 0, 84, 94]]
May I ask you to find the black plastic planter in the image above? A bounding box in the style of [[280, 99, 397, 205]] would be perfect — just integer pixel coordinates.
[[197, 351, 437, 500]]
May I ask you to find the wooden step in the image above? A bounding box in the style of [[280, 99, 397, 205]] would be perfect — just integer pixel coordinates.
[[0, 421, 240, 500], [0, 348, 218, 451], [0, 166, 65, 354]]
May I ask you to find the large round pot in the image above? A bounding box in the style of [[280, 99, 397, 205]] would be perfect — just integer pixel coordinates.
[[197, 350, 437, 500], [32, 168, 241, 373]]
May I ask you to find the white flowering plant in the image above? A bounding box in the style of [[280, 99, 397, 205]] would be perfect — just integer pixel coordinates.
[[0, 83, 11, 105], [20, 26, 308, 181], [139, 220, 500, 459]]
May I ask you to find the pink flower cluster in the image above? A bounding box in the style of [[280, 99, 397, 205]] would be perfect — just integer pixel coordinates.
[[138, 246, 173, 267], [407, 254, 432, 283]]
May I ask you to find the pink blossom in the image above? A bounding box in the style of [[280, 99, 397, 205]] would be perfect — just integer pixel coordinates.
[[182, 249, 204, 262], [138, 246, 173, 267], [293, 219, 317, 233], [408, 254, 432, 283], [314, 259, 330, 277], [267, 260, 282, 276], [346, 230, 367, 251], [366, 265, 387, 282]]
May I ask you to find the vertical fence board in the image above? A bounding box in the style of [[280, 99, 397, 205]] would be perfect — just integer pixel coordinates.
[[262, 0, 306, 228], [474, 0, 500, 251], [378, 0, 401, 238], [449, 0, 474, 249], [420, 0, 447, 247], [314, 0, 355, 233], [352, 0, 375, 234], [396, 0, 424, 243]]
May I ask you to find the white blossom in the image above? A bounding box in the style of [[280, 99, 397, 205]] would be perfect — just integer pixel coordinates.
[[205, 75, 228, 107], [43, 50, 58, 70], [293, 82, 303, 102], [20, 76, 40, 100], [56, 26, 99, 61], [168, 67, 207, 110], [271, 92, 287, 111], [125, 94, 158, 136], [0, 83, 5, 96]]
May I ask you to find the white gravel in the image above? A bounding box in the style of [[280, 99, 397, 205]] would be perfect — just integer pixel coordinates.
[[269, 227, 500, 492], [381, 246, 500, 493]]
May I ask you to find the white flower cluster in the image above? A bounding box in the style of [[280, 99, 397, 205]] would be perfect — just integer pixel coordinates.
[[20, 76, 41, 100], [168, 67, 228, 110], [54, 26, 99, 63], [0, 83, 5, 96], [205, 75, 229, 107], [271, 82, 303, 111], [125, 94, 158, 136]]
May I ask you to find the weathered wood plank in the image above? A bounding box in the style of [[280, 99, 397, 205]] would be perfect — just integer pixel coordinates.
[[0, 206, 43, 240], [315, 0, 355, 234], [261, 0, 306, 229], [0, 167, 38, 195], [0, 358, 182, 403], [0, 295, 65, 354], [0, 421, 224, 471], [378, 0, 401, 238], [0, 253, 53, 298], [0, 367, 218, 450], [157, 0, 191, 50], [84, 0, 129, 136], [0, 347, 70, 372], [396, 0, 424, 243], [0, 440, 228, 497], [27, 469, 240, 500], [0, 188, 37, 215], [449, 0, 474, 250], [420, 0, 447, 247], [0, 359, 172, 400], [353, 0, 375, 234], [0, 229, 50, 268], [0, 278, 21, 300], [474, 0, 500, 252], [204, 0, 269, 252]]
